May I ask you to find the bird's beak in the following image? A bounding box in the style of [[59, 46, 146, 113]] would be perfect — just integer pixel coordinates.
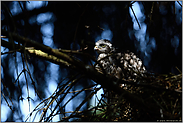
[[94, 46, 98, 51]]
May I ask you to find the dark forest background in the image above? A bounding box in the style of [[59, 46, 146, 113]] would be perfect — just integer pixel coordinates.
[[1, 1, 182, 122]]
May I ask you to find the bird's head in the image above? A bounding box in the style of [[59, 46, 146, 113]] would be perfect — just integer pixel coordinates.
[[94, 39, 114, 54]]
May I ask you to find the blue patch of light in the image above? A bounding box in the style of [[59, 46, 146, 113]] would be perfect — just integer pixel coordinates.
[[37, 12, 55, 25], [95, 23, 113, 42], [10, 1, 23, 16], [101, 29, 113, 41], [26, 1, 48, 11], [129, 2, 157, 68]]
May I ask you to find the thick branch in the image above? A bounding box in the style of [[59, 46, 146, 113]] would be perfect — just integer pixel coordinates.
[[1, 39, 74, 69], [1, 31, 161, 117], [2, 29, 86, 71]]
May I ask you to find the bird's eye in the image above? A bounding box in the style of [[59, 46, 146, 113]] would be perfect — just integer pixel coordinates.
[[99, 44, 106, 47]]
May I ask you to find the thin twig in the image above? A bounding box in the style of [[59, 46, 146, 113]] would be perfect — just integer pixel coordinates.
[[13, 69, 26, 84], [177, 1, 182, 7], [22, 44, 31, 115], [172, 98, 178, 114], [130, 4, 141, 29], [150, 2, 155, 21], [1, 80, 14, 105], [1, 91, 14, 113], [41, 75, 81, 122]]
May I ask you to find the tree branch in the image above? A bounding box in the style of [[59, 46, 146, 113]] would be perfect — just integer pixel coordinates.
[[2, 30, 175, 118]]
